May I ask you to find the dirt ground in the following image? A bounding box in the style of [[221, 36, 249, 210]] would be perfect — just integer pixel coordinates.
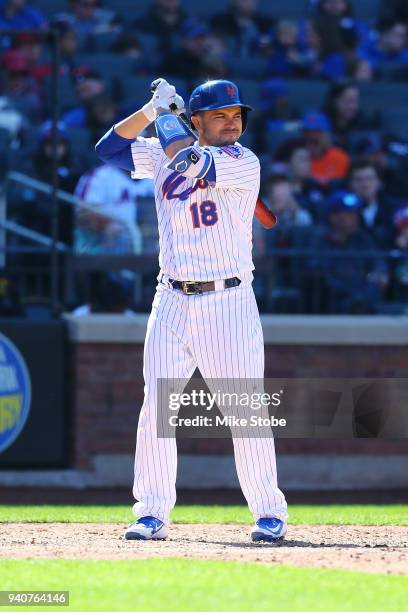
[[1, 523, 407, 574]]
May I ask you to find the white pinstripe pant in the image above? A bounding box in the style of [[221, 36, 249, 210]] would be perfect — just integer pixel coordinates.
[[132, 278, 288, 525]]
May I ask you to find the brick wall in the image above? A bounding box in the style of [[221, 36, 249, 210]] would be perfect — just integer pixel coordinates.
[[69, 340, 408, 469]]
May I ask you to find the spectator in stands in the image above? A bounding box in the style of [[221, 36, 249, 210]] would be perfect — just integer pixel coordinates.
[[12, 32, 43, 74], [12, 30, 75, 85], [253, 79, 297, 153], [1, 49, 42, 120], [348, 57, 374, 81], [55, 0, 121, 50], [72, 271, 136, 315], [296, 18, 348, 80], [0, 272, 23, 317], [307, 190, 388, 313], [302, 111, 350, 186], [348, 160, 398, 247], [354, 134, 408, 200], [9, 121, 80, 245], [53, 19, 80, 74], [85, 93, 118, 142], [61, 66, 106, 128], [265, 19, 302, 77], [391, 206, 408, 300], [260, 173, 312, 310], [264, 174, 313, 228], [159, 20, 228, 86], [211, 0, 275, 58], [74, 164, 154, 254], [309, 0, 370, 45], [0, 96, 23, 140], [0, 0, 46, 30], [359, 19, 408, 70], [134, 0, 188, 61], [110, 32, 153, 74], [322, 81, 381, 151], [274, 138, 326, 222]]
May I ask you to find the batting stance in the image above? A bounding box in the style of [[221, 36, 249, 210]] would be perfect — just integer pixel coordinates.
[[96, 78, 288, 542]]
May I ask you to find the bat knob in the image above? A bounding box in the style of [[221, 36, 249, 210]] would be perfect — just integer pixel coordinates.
[[150, 78, 165, 93]]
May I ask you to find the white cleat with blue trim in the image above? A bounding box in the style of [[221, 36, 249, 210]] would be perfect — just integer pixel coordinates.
[[124, 516, 169, 540], [251, 517, 287, 542]]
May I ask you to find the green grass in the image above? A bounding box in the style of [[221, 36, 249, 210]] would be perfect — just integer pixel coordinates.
[[0, 504, 407, 525], [0, 559, 406, 612]]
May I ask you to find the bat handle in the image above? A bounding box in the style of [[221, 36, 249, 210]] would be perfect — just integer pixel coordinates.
[[150, 78, 164, 93]]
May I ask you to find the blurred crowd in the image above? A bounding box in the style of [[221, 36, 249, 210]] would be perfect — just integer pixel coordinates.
[[2, 0, 408, 314]]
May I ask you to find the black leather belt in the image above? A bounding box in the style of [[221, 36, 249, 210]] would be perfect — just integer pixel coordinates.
[[167, 276, 241, 295]]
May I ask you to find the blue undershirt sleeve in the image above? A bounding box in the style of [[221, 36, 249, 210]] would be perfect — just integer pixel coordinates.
[[95, 127, 135, 172]]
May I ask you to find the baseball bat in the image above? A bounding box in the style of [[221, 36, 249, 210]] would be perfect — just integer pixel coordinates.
[[255, 197, 277, 229], [150, 80, 277, 229]]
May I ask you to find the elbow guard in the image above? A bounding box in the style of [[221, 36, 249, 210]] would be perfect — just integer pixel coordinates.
[[165, 145, 214, 179]]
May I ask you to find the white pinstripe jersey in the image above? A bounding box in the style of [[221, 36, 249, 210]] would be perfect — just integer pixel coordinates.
[[131, 137, 260, 282]]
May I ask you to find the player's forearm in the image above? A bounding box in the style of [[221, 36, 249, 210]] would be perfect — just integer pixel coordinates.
[[114, 109, 151, 139], [154, 111, 196, 161], [164, 137, 194, 160]]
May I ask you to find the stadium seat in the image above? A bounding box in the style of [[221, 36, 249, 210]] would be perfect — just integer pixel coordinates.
[[347, 130, 383, 155], [376, 62, 408, 82], [353, 0, 381, 22], [229, 56, 268, 80], [105, 0, 151, 23], [190, 0, 308, 19], [259, 0, 309, 19], [286, 80, 329, 115], [134, 33, 160, 59], [264, 128, 302, 155], [137, 195, 159, 255], [121, 75, 188, 108], [34, 0, 66, 15], [358, 82, 408, 115], [188, 0, 234, 19], [43, 73, 78, 114], [231, 79, 260, 111], [383, 108, 408, 140], [67, 127, 92, 158], [75, 53, 135, 81], [86, 31, 120, 53]]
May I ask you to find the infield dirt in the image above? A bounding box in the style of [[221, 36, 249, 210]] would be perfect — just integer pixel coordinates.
[[1, 524, 407, 574]]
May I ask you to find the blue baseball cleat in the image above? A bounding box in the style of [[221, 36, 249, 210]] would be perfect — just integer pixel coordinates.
[[124, 516, 169, 540], [251, 517, 287, 542]]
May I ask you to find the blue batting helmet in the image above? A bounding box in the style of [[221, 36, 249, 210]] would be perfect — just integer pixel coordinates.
[[188, 79, 253, 132]]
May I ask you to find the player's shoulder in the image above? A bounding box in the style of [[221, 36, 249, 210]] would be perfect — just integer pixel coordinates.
[[133, 136, 161, 150], [209, 143, 259, 163]]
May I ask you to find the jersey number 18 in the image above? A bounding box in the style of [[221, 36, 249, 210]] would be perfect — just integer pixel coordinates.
[[190, 201, 218, 228]]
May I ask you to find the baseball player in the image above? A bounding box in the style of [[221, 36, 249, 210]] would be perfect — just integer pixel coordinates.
[[95, 78, 288, 542]]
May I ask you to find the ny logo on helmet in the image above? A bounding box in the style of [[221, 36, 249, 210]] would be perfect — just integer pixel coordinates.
[[226, 85, 236, 97]]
